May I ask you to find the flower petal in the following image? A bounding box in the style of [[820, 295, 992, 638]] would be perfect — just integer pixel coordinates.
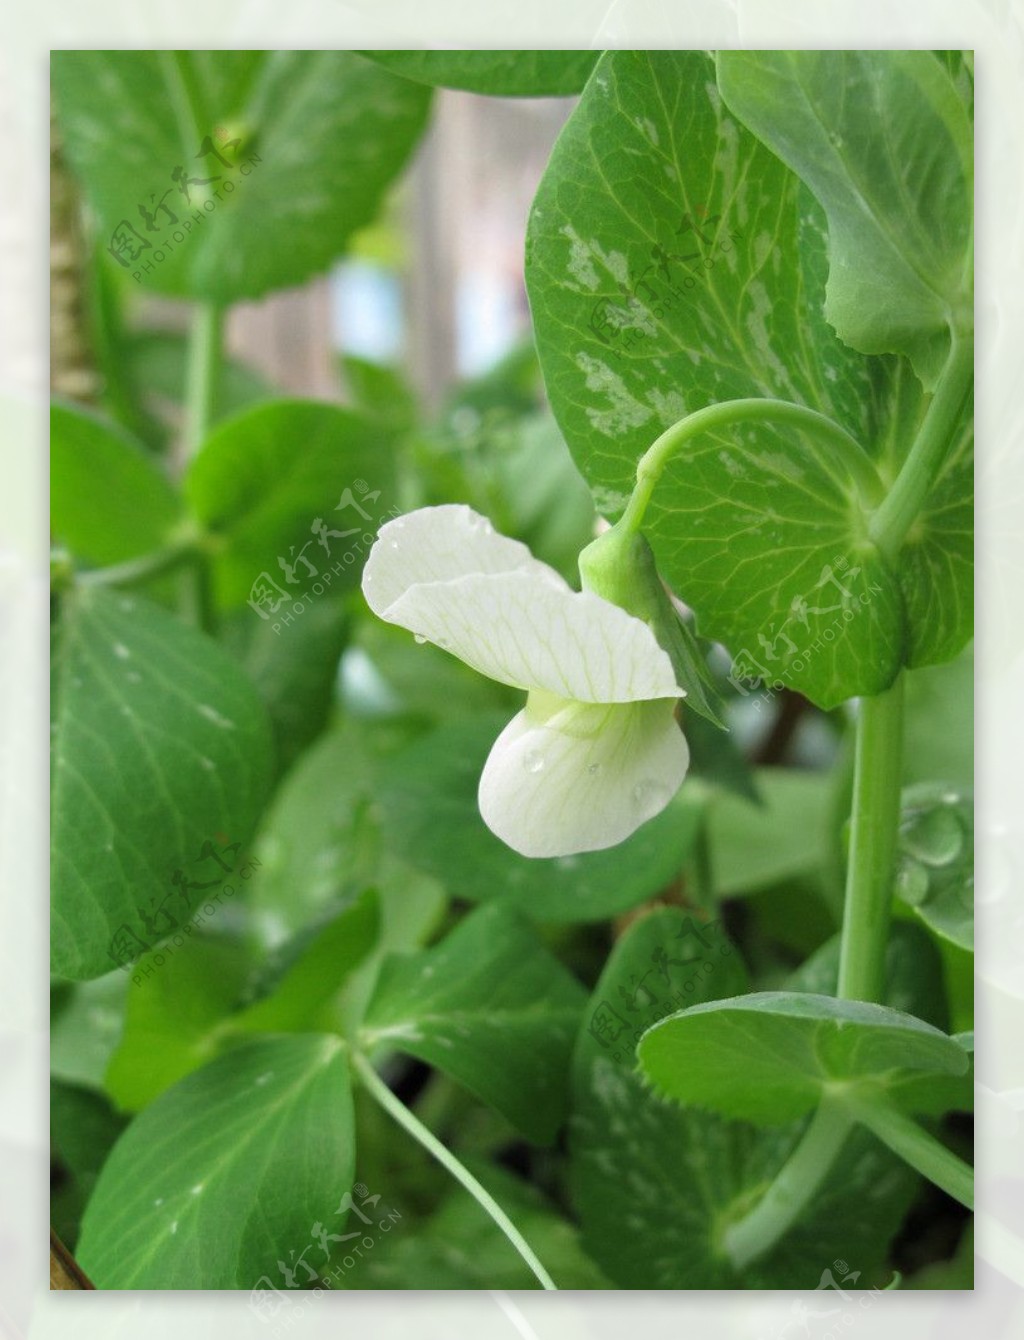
[[383, 571, 682, 701], [362, 504, 567, 616], [478, 696, 690, 858]]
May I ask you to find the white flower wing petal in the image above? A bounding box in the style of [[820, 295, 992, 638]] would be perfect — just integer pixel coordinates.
[[362, 504, 566, 617], [384, 572, 682, 700], [478, 699, 689, 858]]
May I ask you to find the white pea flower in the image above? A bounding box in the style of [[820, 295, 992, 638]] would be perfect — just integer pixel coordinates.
[[361, 505, 689, 858]]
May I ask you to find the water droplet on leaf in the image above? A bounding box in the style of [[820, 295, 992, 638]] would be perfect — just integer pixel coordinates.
[[902, 806, 963, 867]]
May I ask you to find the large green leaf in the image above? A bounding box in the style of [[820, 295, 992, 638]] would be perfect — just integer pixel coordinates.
[[51, 588, 274, 980], [903, 644, 973, 789], [51, 401, 183, 565], [52, 51, 431, 301], [716, 51, 973, 388], [897, 393, 974, 668], [570, 909, 918, 1286], [361, 50, 599, 97], [219, 599, 350, 776], [250, 716, 423, 939], [638, 991, 970, 1125], [707, 767, 832, 896], [232, 889, 381, 1033], [360, 903, 585, 1143], [77, 1035, 354, 1288], [376, 713, 702, 921], [525, 50, 906, 708], [185, 399, 393, 609], [104, 937, 252, 1112]]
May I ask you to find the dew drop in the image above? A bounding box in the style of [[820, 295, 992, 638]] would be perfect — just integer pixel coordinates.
[[587, 763, 601, 776], [895, 859, 930, 907], [413, 634, 427, 645], [632, 779, 670, 816], [113, 643, 131, 660], [524, 751, 545, 774]]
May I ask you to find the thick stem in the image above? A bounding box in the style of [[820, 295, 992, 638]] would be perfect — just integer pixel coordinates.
[[847, 1097, 974, 1210], [837, 675, 906, 1002], [619, 398, 882, 536], [183, 302, 223, 460], [869, 336, 974, 561], [722, 1098, 854, 1272], [351, 1052, 557, 1290]]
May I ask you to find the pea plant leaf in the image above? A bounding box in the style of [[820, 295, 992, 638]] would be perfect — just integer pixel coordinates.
[[218, 599, 351, 777], [359, 903, 586, 1144], [897, 392, 974, 669], [76, 1034, 354, 1288], [104, 937, 253, 1113], [376, 714, 702, 922], [184, 400, 394, 609], [570, 910, 918, 1287], [51, 588, 274, 980], [52, 50, 432, 301], [231, 889, 381, 1034], [361, 50, 600, 97], [525, 50, 908, 709], [706, 767, 832, 896], [637, 991, 971, 1125], [894, 783, 974, 953], [51, 401, 183, 566], [716, 50, 973, 389]]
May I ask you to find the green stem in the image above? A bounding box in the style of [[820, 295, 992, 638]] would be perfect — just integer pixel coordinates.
[[869, 335, 973, 561], [837, 674, 905, 1002], [184, 302, 223, 460], [846, 1096, 974, 1209], [722, 1098, 854, 1271], [619, 398, 882, 536], [351, 1052, 557, 1291]]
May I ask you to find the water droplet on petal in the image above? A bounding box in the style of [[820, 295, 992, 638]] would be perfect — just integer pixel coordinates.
[[413, 634, 427, 645], [587, 763, 601, 775], [632, 779, 670, 817], [524, 751, 545, 774]]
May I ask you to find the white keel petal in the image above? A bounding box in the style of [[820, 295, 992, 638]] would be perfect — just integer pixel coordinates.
[[478, 697, 689, 858]]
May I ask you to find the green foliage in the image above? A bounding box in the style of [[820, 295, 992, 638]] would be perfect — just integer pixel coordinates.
[[50, 46, 973, 1291], [570, 910, 920, 1287], [361, 904, 585, 1143], [361, 50, 599, 97], [185, 399, 392, 608], [51, 402, 183, 565], [51, 588, 275, 980], [638, 991, 970, 1124], [52, 51, 432, 300], [77, 1035, 355, 1288], [716, 51, 973, 387], [525, 49, 973, 705], [895, 783, 974, 952]]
